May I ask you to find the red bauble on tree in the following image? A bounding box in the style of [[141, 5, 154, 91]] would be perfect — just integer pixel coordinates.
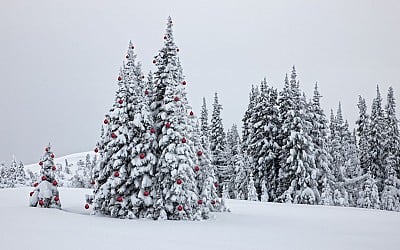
[[85, 204, 90, 209], [197, 199, 203, 205], [176, 48, 180, 52], [41, 176, 47, 181], [197, 151, 203, 157], [181, 138, 187, 143], [194, 166, 200, 172], [145, 90, 149, 95], [150, 127, 155, 133], [118, 76, 122, 81], [94, 148, 99, 153], [182, 80, 187, 85], [211, 200, 216, 205], [143, 191, 149, 197], [189, 111, 194, 116], [177, 205, 183, 211], [176, 179, 182, 185], [103, 119, 109, 125], [39, 161, 43, 166], [165, 122, 171, 128], [139, 153, 145, 159], [125, 55, 129, 59], [116, 196, 123, 202], [174, 96, 180, 102], [45, 147, 49, 152], [153, 59, 157, 64], [39, 200, 44, 206], [52, 166, 56, 171], [111, 133, 117, 139], [54, 196, 59, 202], [33, 182, 38, 187], [131, 45, 135, 49], [118, 99, 123, 104], [163, 35, 167, 40], [91, 180, 95, 185], [29, 192, 34, 197], [52, 180, 58, 186], [141, 75, 145, 79], [114, 171, 120, 177], [214, 182, 219, 188], [50, 153, 55, 159]]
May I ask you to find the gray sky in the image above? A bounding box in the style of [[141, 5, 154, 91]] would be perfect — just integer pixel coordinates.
[[1, 0, 399, 164]]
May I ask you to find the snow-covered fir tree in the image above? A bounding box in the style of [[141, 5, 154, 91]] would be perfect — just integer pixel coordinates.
[[209, 92, 227, 194], [242, 85, 259, 155], [357, 171, 380, 209], [276, 67, 317, 204], [247, 173, 258, 201], [356, 95, 370, 174], [29, 144, 61, 209], [200, 97, 209, 146]]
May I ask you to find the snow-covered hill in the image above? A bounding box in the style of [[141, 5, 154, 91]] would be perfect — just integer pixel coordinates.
[[24, 151, 96, 186], [1, 187, 399, 250]]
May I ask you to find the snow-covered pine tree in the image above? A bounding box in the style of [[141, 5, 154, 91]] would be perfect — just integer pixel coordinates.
[[309, 83, 332, 204], [368, 85, 387, 191], [150, 17, 205, 220], [247, 173, 258, 201], [242, 85, 259, 155], [16, 160, 27, 186], [29, 144, 61, 209], [356, 96, 370, 174], [7, 157, 17, 188], [224, 124, 241, 197], [276, 66, 317, 204], [357, 171, 381, 209], [384, 86, 400, 179], [200, 97, 209, 146], [209, 92, 227, 194]]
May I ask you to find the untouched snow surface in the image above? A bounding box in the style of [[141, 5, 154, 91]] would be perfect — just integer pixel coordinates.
[[1, 187, 399, 250]]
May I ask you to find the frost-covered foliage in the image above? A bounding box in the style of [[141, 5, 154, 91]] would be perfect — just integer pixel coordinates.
[[29, 144, 61, 209], [357, 172, 380, 209], [247, 173, 258, 201]]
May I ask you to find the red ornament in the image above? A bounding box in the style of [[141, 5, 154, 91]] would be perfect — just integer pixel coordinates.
[[211, 200, 216, 205], [139, 153, 145, 159], [39, 161, 43, 166], [131, 46, 135, 49], [176, 179, 182, 185], [54, 196, 59, 202], [182, 81, 187, 85], [103, 119, 109, 125], [52, 180, 58, 186], [153, 59, 156, 64], [33, 182, 38, 187], [94, 148, 99, 153], [39, 200, 44, 206], [214, 183, 219, 188], [29, 192, 34, 197], [111, 133, 117, 139], [85, 204, 90, 209], [165, 122, 171, 128], [126, 55, 129, 59], [117, 196, 123, 202], [118, 76, 122, 81], [41, 176, 47, 181], [189, 111, 194, 116], [177, 205, 183, 211], [197, 151, 203, 157], [197, 199, 203, 205], [145, 90, 149, 95], [118, 99, 123, 104], [45, 147, 49, 152], [143, 191, 149, 197], [164, 35, 167, 40], [174, 96, 180, 102], [181, 138, 187, 143], [50, 153, 55, 159], [114, 171, 120, 177], [91, 180, 95, 185], [176, 48, 180, 52], [141, 75, 145, 79], [150, 127, 155, 133], [194, 166, 200, 172], [52, 166, 56, 171]]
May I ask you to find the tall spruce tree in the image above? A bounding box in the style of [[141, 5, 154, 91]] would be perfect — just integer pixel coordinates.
[[209, 92, 227, 194], [356, 96, 370, 174]]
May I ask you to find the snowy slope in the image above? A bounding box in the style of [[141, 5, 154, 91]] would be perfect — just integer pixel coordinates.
[[24, 151, 95, 185], [1, 187, 399, 250]]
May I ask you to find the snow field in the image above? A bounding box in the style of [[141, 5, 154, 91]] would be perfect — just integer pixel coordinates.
[[1, 187, 399, 250]]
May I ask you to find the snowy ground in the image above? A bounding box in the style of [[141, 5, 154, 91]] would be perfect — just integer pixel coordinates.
[[0, 187, 399, 250]]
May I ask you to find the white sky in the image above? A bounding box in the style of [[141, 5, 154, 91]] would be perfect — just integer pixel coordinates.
[[0, 0, 399, 164]]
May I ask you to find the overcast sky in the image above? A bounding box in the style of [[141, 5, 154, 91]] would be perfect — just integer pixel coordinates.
[[1, 0, 399, 164]]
